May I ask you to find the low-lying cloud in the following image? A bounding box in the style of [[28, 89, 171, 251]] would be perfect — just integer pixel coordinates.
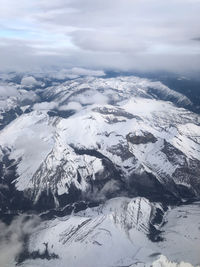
[[70, 90, 109, 106], [33, 101, 58, 110], [49, 68, 105, 80], [0, 215, 41, 267], [21, 76, 39, 87], [59, 101, 82, 111], [0, 85, 19, 98]]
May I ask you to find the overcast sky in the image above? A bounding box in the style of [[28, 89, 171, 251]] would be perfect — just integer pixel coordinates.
[[0, 0, 200, 73]]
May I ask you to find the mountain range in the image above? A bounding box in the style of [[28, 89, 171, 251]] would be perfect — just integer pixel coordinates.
[[0, 72, 199, 267]]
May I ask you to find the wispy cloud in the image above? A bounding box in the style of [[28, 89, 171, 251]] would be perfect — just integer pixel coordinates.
[[0, 215, 41, 266]]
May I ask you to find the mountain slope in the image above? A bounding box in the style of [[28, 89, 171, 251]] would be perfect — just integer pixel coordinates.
[[0, 76, 199, 211], [0, 74, 200, 267], [18, 198, 200, 267]]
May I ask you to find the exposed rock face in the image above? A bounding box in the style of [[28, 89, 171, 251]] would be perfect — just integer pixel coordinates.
[[126, 132, 157, 144]]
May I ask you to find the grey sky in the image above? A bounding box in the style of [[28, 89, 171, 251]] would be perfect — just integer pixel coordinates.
[[0, 0, 200, 73]]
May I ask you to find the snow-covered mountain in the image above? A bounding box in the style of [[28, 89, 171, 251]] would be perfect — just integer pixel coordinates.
[[19, 198, 200, 267], [0, 76, 200, 210], [0, 73, 200, 267]]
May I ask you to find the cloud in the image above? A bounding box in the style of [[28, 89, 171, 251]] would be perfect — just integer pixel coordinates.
[[0, 85, 19, 97], [151, 255, 196, 267], [50, 69, 79, 80], [70, 67, 105, 76], [0, 0, 200, 73], [192, 37, 200, 42], [71, 30, 148, 53], [21, 76, 39, 87], [59, 101, 82, 111], [70, 90, 109, 105], [0, 215, 41, 267], [19, 90, 40, 104], [33, 101, 58, 110], [49, 68, 105, 80]]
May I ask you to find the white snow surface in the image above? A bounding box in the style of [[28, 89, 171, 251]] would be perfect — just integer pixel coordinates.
[[0, 75, 200, 267], [0, 75, 199, 200], [19, 198, 200, 267]]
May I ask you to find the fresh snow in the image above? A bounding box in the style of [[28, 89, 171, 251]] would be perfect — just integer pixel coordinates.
[[20, 198, 200, 267]]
